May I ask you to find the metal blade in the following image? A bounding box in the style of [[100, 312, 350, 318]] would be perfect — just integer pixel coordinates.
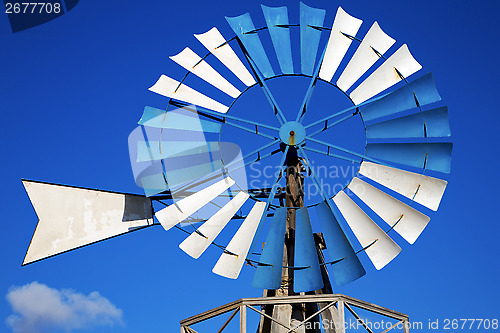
[[22, 180, 153, 265], [318, 6, 362, 82], [163, 161, 225, 190], [261, 5, 294, 74], [226, 13, 274, 78], [294, 207, 324, 292], [358, 161, 448, 211], [170, 47, 241, 98], [315, 202, 365, 285], [348, 177, 430, 244], [300, 2, 326, 76], [138, 173, 168, 197], [337, 21, 395, 91], [359, 72, 442, 121], [366, 106, 450, 139], [128, 125, 168, 197], [179, 192, 249, 259], [154, 177, 235, 231], [136, 141, 219, 162], [129, 122, 242, 197], [333, 191, 401, 270], [252, 207, 287, 289], [138, 106, 222, 132], [366, 143, 453, 173], [194, 27, 256, 86], [149, 75, 229, 113], [350, 44, 422, 105], [212, 201, 267, 279]]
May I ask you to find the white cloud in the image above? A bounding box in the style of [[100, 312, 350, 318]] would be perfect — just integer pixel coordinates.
[[5, 281, 123, 333]]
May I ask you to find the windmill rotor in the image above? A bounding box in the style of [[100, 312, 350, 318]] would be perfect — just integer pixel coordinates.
[[22, 2, 452, 298]]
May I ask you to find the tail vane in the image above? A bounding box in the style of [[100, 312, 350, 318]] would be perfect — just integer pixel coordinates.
[[22, 180, 153, 266]]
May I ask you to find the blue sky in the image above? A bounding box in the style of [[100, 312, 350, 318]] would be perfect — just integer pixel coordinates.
[[1, 0, 499, 332]]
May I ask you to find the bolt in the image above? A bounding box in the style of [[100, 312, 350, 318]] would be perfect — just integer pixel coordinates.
[[289, 131, 295, 145]]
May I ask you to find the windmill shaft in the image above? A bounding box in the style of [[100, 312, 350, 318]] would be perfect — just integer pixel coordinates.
[[258, 148, 341, 333], [259, 148, 308, 332]]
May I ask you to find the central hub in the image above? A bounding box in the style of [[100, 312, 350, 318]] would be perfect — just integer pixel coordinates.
[[279, 121, 306, 146]]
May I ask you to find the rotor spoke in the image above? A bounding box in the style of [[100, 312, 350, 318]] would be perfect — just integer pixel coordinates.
[[235, 38, 288, 125], [307, 112, 357, 137], [170, 100, 280, 132], [302, 146, 361, 164], [295, 46, 327, 123], [223, 120, 277, 140], [171, 140, 280, 194], [306, 136, 385, 165], [303, 92, 390, 131], [228, 139, 280, 170], [297, 145, 348, 218], [223, 141, 283, 176], [297, 146, 338, 213], [248, 145, 289, 260]]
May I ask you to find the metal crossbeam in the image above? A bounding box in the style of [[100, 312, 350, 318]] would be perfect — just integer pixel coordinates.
[[247, 305, 291, 330], [285, 301, 337, 333], [217, 308, 239, 333], [381, 320, 405, 333], [344, 303, 374, 333], [180, 294, 409, 328]]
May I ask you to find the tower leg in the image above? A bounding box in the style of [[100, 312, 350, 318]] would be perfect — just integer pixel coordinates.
[[271, 149, 303, 333], [310, 233, 342, 333]]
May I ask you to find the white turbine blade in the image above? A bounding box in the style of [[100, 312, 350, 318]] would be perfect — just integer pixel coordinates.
[[318, 7, 362, 82], [179, 192, 249, 259], [359, 161, 447, 211], [149, 75, 229, 114], [350, 44, 422, 105], [212, 201, 267, 279], [170, 47, 241, 98], [195, 27, 256, 87], [348, 177, 430, 244], [337, 22, 396, 91], [155, 177, 235, 231], [22, 181, 153, 265], [333, 191, 401, 270]]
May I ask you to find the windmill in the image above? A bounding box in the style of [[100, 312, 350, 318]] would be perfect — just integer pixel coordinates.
[[22, 2, 452, 332]]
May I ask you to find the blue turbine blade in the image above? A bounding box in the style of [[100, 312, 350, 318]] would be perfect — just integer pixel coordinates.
[[252, 207, 287, 289], [294, 207, 323, 292], [315, 202, 366, 285], [366, 143, 453, 173], [366, 106, 451, 139], [138, 106, 222, 133], [262, 5, 294, 74], [136, 141, 214, 162], [360, 73, 442, 122], [226, 13, 275, 78], [300, 2, 326, 76]]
